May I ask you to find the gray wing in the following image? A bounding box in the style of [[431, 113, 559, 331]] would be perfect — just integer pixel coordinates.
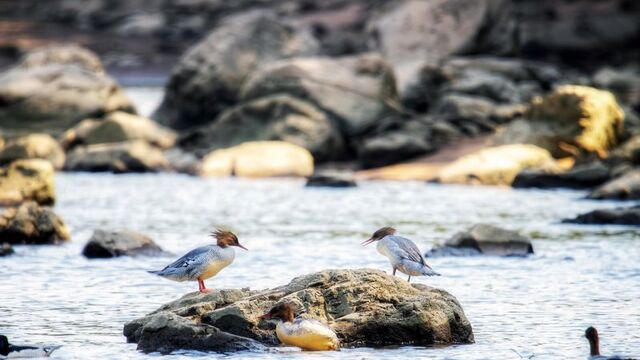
[[388, 236, 426, 265], [164, 245, 211, 270]]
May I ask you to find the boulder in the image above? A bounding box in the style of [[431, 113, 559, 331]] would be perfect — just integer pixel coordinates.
[[125, 311, 263, 354], [512, 161, 610, 189], [0, 243, 14, 257], [199, 141, 313, 178], [0, 134, 65, 169], [426, 224, 534, 257], [62, 112, 177, 150], [0, 159, 55, 206], [179, 95, 344, 162], [0, 45, 135, 136], [358, 128, 434, 169], [82, 229, 166, 258], [608, 134, 640, 165], [368, 0, 514, 97], [18, 44, 105, 73], [154, 11, 318, 129], [432, 94, 498, 136], [562, 206, 640, 226], [588, 170, 640, 200], [495, 86, 625, 157], [305, 171, 357, 188], [240, 53, 398, 136], [434, 144, 557, 186], [592, 67, 640, 109], [0, 201, 70, 245], [64, 141, 169, 173], [124, 269, 473, 352]]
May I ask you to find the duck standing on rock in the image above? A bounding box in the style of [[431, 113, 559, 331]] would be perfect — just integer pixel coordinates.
[[362, 226, 440, 282], [0, 335, 61, 358], [260, 303, 340, 351], [585, 327, 637, 360], [148, 229, 247, 293]]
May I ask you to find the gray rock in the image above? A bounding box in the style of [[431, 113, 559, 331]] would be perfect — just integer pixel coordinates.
[[513, 162, 610, 189], [0, 201, 70, 245], [358, 127, 434, 169], [124, 269, 473, 350], [82, 229, 166, 258], [306, 171, 356, 188], [0, 243, 14, 257], [589, 170, 640, 200], [562, 206, 640, 226], [179, 95, 344, 162], [154, 11, 318, 130], [64, 141, 169, 173], [426, 224, 533, 257]]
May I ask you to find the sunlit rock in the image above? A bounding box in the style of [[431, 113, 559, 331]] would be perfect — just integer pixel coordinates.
[[0, 159, 55, 206], [0, 201, 70, 245]]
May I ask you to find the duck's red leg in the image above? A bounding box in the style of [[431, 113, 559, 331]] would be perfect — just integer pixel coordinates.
[[198, 279, 212, 293]]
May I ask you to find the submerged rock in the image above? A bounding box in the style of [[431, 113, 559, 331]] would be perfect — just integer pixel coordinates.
[[199, 141, 314, 178], [513, 161, 610, 189], [64, 141, 169, 173], [0, 201, 70, 245], [0, 243, 14, 257], [0, 134, 65, 170], [0, 45, 134, 136], [82, 229, 166, 258], [588, 170, 640, 200], [124, 269, 473, 353], [563, 206, 640, 226], [496, 85, 624, 157], [426, 224, 534, 257], [434, 144, 557, 186], [305, 171, 357, 188], [0, 159, 55, 206]]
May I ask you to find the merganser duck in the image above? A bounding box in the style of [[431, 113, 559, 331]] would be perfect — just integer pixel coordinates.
[[585, 327, 637, 360], [148, 229, 247, 293], [260, 303, 340, 351], [362, 226, 440, 282], [0, 335, 61, 358]]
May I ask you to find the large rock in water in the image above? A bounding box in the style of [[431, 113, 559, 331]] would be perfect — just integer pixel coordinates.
[[154, 11, 318, 130], [62, 112, 177, 150], [512, 161, 610, 189], [240, 53, 398, 137], [199, 141, 313, 178], [434, 144, 557, 186], [495, 85, 625, 157], [562, 206, 640, 226], [588, 170, 640, 200], [367, 0, 514, 97], [179, 95, 344, 161], [82, 229, 166, 258], [124, 269, 473, 353], [0, 159, 55, 206], [64, 141, 169, 173], [0, 134, 65, 170], [426, 224, 534, 257], [0, 201, 70, 245], [0, 45, 135, 136]]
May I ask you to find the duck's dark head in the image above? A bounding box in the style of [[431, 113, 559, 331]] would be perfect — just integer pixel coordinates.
[[260, 303, 296, 323], [362, 226, 396, 246], [585, 326, 600, 356], [211, 229, 247, 250], [0, 335, 9, 356]]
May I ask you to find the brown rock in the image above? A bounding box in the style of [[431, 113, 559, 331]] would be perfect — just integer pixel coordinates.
[[0, 201, 70, 245], [0, 159, 55, 206]]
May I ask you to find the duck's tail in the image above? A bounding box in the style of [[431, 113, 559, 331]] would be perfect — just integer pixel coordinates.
[[147, 270, 162, 275], [422, 265, 441, 276]]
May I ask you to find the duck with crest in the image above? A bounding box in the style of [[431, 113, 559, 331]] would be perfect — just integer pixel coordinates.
[[260, 303, 340, 351], [362, 226, 440, 282], [148, 229, 247, 293]]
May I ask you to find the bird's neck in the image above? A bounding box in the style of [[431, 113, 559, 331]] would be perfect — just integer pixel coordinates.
[[589, 336, 600, 356]]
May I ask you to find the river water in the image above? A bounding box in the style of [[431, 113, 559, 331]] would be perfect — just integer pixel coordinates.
[[0, 88, 639, 359]]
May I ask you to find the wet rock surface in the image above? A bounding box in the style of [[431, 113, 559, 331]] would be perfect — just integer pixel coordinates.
[[0, 201, 70, 245], [124, 269, 473, 353], [513, 162, 611, 189], [563, 206, 640, 226], [426, 224, 534, 257], [305, 171, 357, 188], [0, 159, 56, 206], [588, 170, 640, 201], [82, 229, 166, 258]]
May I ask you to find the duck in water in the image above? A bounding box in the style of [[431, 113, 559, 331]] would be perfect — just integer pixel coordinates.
[[148, 229, 247, 293], [260, 303, 340, 351], [362, 226, 440, 282], [0, 335, 61, 358], [585, 327, 637, 360]]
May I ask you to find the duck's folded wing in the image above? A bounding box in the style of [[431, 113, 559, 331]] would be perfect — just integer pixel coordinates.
[[163, 246, 210, 270], [389, 236, 427, 265]]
